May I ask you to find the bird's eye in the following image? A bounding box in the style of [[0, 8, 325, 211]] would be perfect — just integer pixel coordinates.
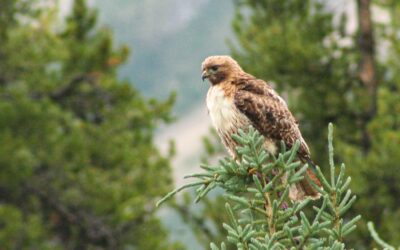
[[210, 65, 219, 72]]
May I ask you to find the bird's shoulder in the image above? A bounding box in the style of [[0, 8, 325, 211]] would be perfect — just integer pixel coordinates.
[[232, 75, 287, 110]]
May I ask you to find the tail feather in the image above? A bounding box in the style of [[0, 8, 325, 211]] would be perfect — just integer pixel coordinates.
[[289, 157, 322, 201]]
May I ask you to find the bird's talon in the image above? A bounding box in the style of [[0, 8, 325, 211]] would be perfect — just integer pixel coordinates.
[[248, 168, 257, 175]]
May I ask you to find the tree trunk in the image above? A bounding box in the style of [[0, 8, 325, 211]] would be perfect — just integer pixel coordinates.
[[357, 0, 378, 154]]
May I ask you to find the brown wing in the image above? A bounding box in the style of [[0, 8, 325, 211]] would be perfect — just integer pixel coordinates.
[[233, 78, 310, 159], [234, 78, 322, 201]]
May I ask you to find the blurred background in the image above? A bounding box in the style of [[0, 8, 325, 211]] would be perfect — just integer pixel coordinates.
[[0, 0, 400, 249]]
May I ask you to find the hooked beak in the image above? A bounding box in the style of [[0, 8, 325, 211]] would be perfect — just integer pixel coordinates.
[[202, 71, 210, 81]]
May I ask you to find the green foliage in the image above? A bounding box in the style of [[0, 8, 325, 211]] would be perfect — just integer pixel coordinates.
[[367, 222, 399, 250], [231, 0, 400, 247], [158, 124, 361, 249], [0, 204, 60, 250], [0, 0, 180, 249]]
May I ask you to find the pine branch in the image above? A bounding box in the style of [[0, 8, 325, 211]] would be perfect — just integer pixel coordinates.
[[157, 124, 361, 248], [368, 222, 398, 250]]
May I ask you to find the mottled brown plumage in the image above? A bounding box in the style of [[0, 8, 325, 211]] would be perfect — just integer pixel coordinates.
[[201, 55, 321, 201]]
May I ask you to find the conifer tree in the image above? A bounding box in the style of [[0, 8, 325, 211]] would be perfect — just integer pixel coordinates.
[[231, 0, 400, 247], [0, 0, 181, 249]]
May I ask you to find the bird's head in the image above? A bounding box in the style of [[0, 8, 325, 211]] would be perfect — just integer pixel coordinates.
[[201, 55, 242, 85]]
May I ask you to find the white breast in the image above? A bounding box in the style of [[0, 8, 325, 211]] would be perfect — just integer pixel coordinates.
[[206, 86, 239, 133]]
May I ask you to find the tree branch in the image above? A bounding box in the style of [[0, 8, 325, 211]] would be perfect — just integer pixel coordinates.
[[25, 184, 117, 249], [50, 74, 96, 101]]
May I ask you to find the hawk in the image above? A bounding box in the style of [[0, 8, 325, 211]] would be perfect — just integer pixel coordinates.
[[201, 55, 321, 201]]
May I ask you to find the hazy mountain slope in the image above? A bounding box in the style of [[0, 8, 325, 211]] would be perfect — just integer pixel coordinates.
[[93, 0, 234, 112]]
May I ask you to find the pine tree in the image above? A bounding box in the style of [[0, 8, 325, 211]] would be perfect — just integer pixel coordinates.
[[231, 0, 400, 247], [0, 0, 181, 249]]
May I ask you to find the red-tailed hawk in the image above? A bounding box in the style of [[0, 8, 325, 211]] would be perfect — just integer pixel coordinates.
[[201, 55, 321, 201]]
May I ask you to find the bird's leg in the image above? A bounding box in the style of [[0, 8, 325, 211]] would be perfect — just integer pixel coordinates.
[[248, 167, 258, 175]]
